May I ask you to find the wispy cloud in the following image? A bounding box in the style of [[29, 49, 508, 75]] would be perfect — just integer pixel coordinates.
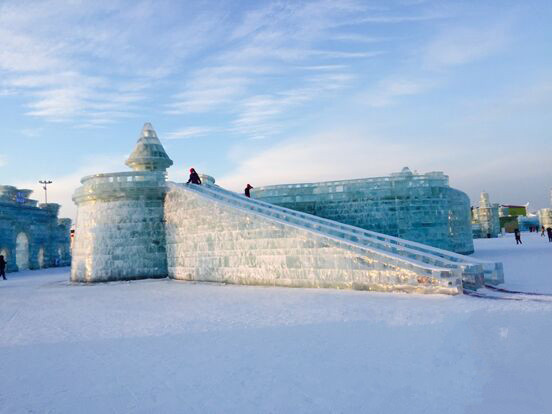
[[165, 127, 215, 140], [0, 0, 223, 124], [423, 22, 510, 68], [218, 128, 446, 191], [360, 78, 434, 107], [0, 154, 6, 167]]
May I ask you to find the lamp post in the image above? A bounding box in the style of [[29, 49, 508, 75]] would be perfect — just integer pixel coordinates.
[[39, 180, 53, 204]]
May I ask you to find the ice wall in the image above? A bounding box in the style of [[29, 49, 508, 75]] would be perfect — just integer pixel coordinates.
[[251, 168, 474, 254], [165, 183, 463, 294]]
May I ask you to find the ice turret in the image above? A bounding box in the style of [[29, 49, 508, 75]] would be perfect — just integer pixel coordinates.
[[125, 123, 173, 172]]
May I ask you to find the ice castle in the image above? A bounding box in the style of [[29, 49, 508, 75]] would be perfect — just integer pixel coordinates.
[[0, 186, 71, 272], [71, 123, 504, 294]]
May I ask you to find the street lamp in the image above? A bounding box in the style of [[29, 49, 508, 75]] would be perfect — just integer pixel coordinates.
[[39, 180, 53, 204]]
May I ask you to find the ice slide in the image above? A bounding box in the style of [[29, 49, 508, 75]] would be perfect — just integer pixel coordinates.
[[164, 182, 503, 295]]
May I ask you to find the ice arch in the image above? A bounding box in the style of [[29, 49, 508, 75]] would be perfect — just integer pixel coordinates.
[[16, 233, 29, 271]]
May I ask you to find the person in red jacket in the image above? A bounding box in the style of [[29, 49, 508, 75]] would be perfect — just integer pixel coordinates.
[[187, 168, 202, 185]]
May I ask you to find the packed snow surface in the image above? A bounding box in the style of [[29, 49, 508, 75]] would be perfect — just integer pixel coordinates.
[[1, 233, 551, 413]]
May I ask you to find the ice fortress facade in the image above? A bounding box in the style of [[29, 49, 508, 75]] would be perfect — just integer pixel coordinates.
[[252, 168, 474, 254], [71, 124, 503, 294], [0, 185, 71, 272]]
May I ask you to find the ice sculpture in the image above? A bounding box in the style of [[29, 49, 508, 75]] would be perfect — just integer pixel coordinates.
[[71, 124, 504, 293], [538, 189, 552, 229], [251, 167, 474, 254], [472, 192, 501, 238]]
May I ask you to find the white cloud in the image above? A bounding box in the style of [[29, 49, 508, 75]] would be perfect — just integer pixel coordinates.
[[423, 22, 509, 68], [360, 78, 434, 107], [218, 129, 445, 191]]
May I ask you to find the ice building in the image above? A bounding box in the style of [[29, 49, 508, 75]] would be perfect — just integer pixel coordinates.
[[472, 192, 501, 238], [71, 124, 504, 294], [251, 168, 474, 254], [538, 189, 552, 229], [0, 185, 71, 273]]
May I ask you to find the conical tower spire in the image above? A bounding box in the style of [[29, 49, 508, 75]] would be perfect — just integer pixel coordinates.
[[125, 123, 173, 172]]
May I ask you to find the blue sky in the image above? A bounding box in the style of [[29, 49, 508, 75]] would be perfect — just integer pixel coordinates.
[[1, 0, 551, 219]]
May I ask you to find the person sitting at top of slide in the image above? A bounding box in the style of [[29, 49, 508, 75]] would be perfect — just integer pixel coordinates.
[[187, 168, 202, 185]]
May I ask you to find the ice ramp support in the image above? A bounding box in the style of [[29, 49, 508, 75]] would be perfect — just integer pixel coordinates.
[[165, 183, 469, 295]]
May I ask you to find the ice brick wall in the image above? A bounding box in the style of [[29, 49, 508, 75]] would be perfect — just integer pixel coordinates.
[[165, 184, 462, 295], [252, 168, 474, 254], [71, 172, 167, 282]]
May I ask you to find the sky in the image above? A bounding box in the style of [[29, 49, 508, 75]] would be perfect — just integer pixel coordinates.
[[1, 0, 551, 220]]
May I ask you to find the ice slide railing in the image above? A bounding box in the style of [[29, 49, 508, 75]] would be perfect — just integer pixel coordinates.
[[199, 183, 503, 285], [177, 182, 497, 288]]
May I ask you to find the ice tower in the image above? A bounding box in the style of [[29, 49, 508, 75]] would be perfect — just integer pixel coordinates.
[[72, 123, 169, 282], [472, 192, 501, 238], [71, 124, 504, 292]]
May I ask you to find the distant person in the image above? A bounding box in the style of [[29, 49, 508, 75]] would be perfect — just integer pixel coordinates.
[[547, 227, 552, 243], [0, 255, 6, 280], [244, 184, 253, 198], [187, 168, 202, 185], [514, 228, 522, 245], [542, 226, 546, 236]]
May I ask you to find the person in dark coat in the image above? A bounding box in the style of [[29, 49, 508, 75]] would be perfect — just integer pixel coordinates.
[[0, 255, 6, 280], [514, 228, 522, 244], [547, 227, 552, 242], [542, 226, 546, 237], [244, 184, 253, 198], [187, 168, 202, 185]]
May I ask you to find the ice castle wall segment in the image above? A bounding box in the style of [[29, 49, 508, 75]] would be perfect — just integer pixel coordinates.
[[251, 168, 474, 255], [0, 185, 71, 272]]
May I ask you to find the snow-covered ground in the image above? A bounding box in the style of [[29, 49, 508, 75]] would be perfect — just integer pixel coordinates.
[[1, 233, 551, 413]]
